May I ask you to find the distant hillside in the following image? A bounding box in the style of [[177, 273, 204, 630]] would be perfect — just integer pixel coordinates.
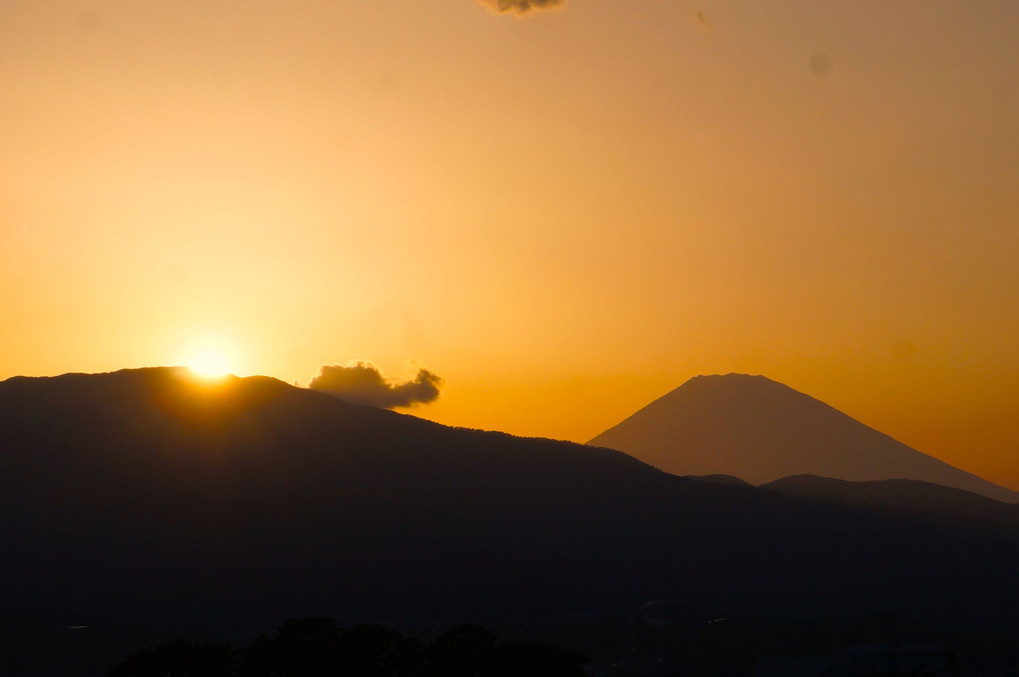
[[762, 474, 1019, 526], [3, 367, 1019, 670], [588, 373, 1019, 503], [683, 474, 752, 487]]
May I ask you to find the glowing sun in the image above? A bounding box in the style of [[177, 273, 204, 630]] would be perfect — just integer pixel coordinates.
[[187, 349, 232, 379]]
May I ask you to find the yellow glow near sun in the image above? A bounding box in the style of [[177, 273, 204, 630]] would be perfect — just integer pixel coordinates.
[[188, 349, 232, 379]]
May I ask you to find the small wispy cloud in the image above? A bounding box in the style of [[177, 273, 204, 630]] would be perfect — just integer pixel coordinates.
[[479, 0, 566, 16], [692, 9, 714, 30], [309, 361, 444, 409]]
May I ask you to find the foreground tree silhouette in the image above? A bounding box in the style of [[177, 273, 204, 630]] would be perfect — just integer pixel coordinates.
[[243, 617, 340, 677], [337, 624, 421, 676], [421, 625, 498, 677], [110, 619, 586, 677], [420, 625, 586, 677]]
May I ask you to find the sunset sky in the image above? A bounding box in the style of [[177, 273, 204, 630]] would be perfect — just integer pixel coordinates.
[[2, 1, 1017, 487]]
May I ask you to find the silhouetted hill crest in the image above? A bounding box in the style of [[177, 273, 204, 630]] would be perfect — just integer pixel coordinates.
[[4, 367, 1019, 647]]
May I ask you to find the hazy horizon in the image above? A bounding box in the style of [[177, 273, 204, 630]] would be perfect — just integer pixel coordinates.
[[2, 1, 1017, 488]]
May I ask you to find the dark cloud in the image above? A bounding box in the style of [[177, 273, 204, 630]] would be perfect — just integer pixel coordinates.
[[693, 10, 714, 29], [479, 0, 566, 15], [309, 362, 443, 409]]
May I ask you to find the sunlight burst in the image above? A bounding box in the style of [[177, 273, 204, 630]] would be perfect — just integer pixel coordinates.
[[188, 349, 232, 379]]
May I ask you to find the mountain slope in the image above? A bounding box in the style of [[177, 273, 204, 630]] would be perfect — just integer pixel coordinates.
[[762, 475, 1019, 526], [588, 373, 1018, 503], [3, 367, 1019, 643]]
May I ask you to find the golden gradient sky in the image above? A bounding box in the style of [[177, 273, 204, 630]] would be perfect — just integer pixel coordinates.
[[2, 1, 1018, 486]]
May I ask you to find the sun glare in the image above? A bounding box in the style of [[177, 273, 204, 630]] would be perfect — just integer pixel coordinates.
[[188, 349, 232, 379]]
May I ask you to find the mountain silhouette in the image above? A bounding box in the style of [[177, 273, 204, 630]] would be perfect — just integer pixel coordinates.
[[4, 367, 1019, 654], [683, 474, 752, 487], [762, 474, 1019, 527], [588, 373, 1019, 503]]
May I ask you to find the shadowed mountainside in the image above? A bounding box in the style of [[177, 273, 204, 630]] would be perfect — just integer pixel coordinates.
[[588, 373, 1019, 503], [762, 474, 1019, 528], [683, 474, 752, 487], [3, 367, 1019, 649]]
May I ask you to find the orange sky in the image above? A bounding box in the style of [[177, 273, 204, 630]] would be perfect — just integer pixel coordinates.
[[2, 1, 1018, 487]]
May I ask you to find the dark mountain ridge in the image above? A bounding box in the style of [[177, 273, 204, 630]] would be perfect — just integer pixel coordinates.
[[3, 367, 1019, 646], [588, 373, 1019, 503], [762, 474, 1019, 528]]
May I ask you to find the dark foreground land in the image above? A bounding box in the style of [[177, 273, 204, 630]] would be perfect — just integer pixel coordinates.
[[7, 613, 1019, 676], [4, 369, 1019, 675], [107, 618, 587, 677]]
